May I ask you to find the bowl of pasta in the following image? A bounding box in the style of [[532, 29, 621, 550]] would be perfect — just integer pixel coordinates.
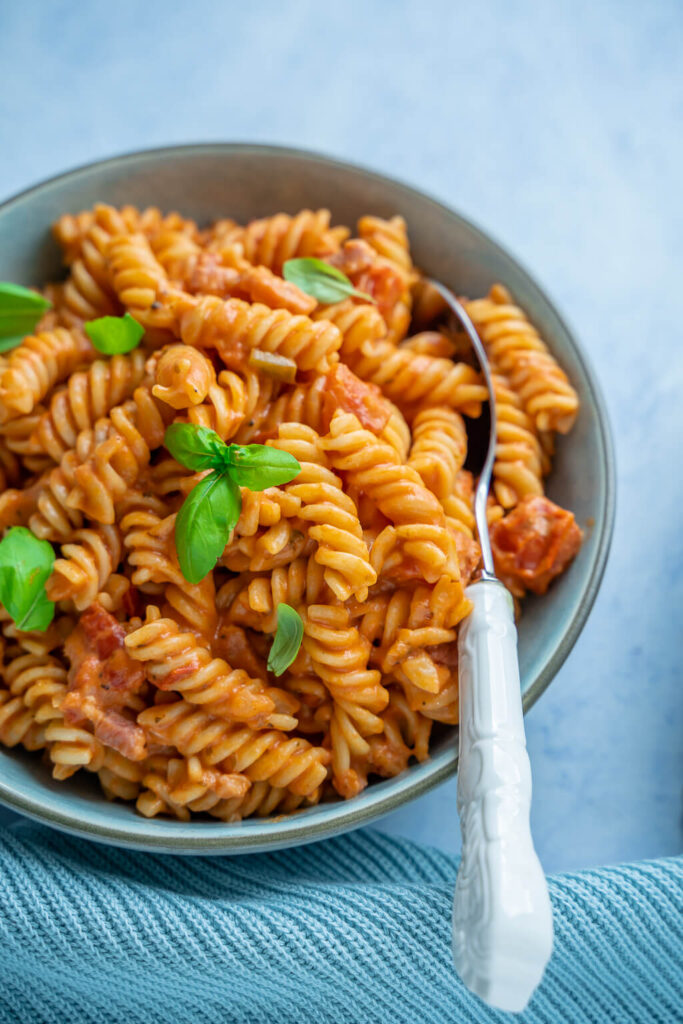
[[0, 144, 614, 853]]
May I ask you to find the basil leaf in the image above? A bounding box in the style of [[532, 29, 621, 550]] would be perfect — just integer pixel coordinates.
[[224, 444, 301, 490], [175, 471, 242, 584], [283, 258, 375, 305], [0, 527, 55, 631], [85, 312, 144, 354], [0, 336, 28, 354], [164, 423, 228, 472], [267, 604, 304, 676], [0, 282, 51, 349]]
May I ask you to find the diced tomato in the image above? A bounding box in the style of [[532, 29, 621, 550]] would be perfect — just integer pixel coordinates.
[[322, 364, 391, 433], [490, 496, 583, 595]]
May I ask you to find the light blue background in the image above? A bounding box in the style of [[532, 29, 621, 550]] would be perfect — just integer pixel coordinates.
[[0, 0, 680, 874]]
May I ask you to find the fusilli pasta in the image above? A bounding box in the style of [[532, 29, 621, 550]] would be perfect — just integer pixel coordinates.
[[0, 201, 583, 820]]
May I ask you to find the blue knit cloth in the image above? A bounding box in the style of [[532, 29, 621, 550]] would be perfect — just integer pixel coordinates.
[[0, 822, 680, 1024]]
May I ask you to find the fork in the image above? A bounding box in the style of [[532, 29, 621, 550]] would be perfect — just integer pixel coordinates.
[[428, 281, 554, 1013]]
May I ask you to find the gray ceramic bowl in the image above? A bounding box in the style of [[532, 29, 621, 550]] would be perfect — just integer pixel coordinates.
[[0, 144, 615, 853]]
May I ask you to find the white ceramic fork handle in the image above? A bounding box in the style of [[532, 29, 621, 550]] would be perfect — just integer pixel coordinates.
[[452, 579, 553, 1013]]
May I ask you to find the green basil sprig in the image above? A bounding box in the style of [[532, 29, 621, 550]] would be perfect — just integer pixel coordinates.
[[85, 312, 144, 354], [0, 282, 51, 353], [283, 257, 375, 305], [165, 423, 301, 584], [0, 527, 56, 631], [267, 604, 304, 676]]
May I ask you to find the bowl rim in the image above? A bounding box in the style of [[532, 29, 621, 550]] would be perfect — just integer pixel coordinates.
[[0, 142, 616, 852]]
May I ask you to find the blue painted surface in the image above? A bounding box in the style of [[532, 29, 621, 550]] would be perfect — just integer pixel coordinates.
[[0, 0, 680, 873]]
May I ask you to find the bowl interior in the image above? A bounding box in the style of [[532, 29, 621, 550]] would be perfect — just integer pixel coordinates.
[[0, 145, 614, 852]]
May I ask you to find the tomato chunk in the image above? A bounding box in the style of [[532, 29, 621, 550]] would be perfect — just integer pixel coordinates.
[[490, 496, 582, 595], [322, 364, 391, 434]]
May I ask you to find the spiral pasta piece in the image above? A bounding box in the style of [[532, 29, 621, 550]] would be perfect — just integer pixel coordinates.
[[401, 675, 459, 725], [47, 524, 122, 611], [0, 687, 46, 750], [410, 275, 450, 331], [328, 696, 385, 799], [0, 407, 51, 474], [134, 753, 251, 820], [206, 781, 315, 823], [45, 719, 105, 780], [53, 209, 96, 265], [54, 204, 129, 324], [302, 603, 388, 713], [122, 507, 216, 638], [347, 340, 487, 420], [269, 424, 376, 601], [151, 344, 215, 410], [242, 372, 411, 461], [97, 748, 146, 802], [125, 610, 292, 728], [400, 330, 458, 358], [65, 386, 170, 524], [358, 215, 414, 278], [27, 446, 91, 541], [136, 768, 308, 821], [465, 285, 579, 433], [323, 410, 461, 584], [137, 699, 329, 797], [180, 295, 341, 373], [107, 233, 181, 338], [241, 209, 348, 273], [35, 350, 146, 462], [0, 651, 68, 752], [355, 578, 465, 695], [407, 407, 468, 501], [186, 369, 256, 441], [0, 328, 93, 423], [220, 556, 325, 633], [357, 215, 415, 342], [442, 470, 477, 538], [313, 299, 387, 358], [0, 437, 20, 490], [150, 227, 202, 281], [491, 372, 547, 507]]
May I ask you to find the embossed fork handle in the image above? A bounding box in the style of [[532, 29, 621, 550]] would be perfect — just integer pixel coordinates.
[[453, 580, 554, 1013]]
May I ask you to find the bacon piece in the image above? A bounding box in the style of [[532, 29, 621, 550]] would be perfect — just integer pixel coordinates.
[[63, 603, 147, 760], [188, 252, 241, 297], [452, 531, 481, 587], [354, 263, 405, 323], [212, 622, 268, 680], [428, 641, 459, 670], [322, 364, 391, 434], [189, 253, 315, 315], [240, 266, 316, 316], [326, 239, 376, 277], [490, 495, 583, 596], [326, 239, 405, 323]]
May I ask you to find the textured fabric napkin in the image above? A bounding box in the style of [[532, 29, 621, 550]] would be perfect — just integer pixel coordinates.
[[0, 820, 680, 1024]]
